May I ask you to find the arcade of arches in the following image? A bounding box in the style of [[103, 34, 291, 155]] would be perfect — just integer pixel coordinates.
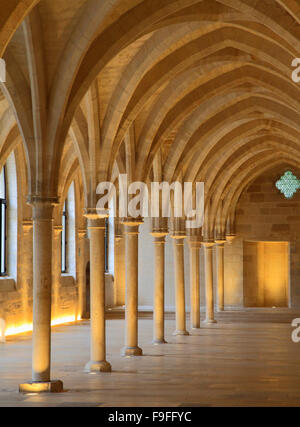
[[0, 0, 300, 406]]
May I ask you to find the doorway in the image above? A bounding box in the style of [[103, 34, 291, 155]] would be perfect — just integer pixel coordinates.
[[243, 241, 289, 307]]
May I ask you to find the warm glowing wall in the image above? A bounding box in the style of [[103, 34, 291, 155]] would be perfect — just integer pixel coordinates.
[[235, 164, 300, 308], [243, 241, 289, 307], [0, 279, 79, 338]]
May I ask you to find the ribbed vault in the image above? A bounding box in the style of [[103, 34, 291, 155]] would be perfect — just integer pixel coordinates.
[[0, 0, 298, 237]]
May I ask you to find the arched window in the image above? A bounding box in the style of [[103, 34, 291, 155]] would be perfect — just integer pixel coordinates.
[[0, 166, 7, 275], [61, 182, 76, 275], [105, 217, 109, 272], [0, 152, 18, 280], [106, 197, 115, 275], [61, 200, 67, 273]]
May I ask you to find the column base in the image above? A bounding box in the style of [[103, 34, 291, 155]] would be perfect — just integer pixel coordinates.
[[190, 326, 201, 331], [152, 339, 168, 345], [217, 307, 224, 312], [172, 329, 190, 336], [84, 360, 112, 373], [121, 346, 143, 357], [19, 380, 63, 394], [203, 319, 217, 324]]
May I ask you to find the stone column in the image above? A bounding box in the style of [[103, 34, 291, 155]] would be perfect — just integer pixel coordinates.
[[21, 220, 33, 325], [171, 236, 189, 336], [226, 234, 236, 245], [19, 197, 63, 393], [215, 240, 226, 312], [121, 218, 143, 356], [52, 225, 62, 320], [77, 229, 87, 320], [188, 236, 201, 330], [114, 218, 125, 306], [151, 230, 168, 344], [84, 214, 111, 372], [202, 241, 216, 324]]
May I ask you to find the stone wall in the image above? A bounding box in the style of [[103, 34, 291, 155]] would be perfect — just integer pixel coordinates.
[[0, 226, 80, 336], [231, 165, 300, 308]]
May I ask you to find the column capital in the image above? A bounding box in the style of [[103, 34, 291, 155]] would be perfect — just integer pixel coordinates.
[[152, 235, 166, 244], [53, 225, 63, 235], [84, 207, 109, 219], [27, 195, 59, 206], [215, 239, 226, 246], [226, 234, 236, 245], [122, 217, 143, 235], [171, 236, 185, 246], [124, 225, 140, 235], [22, 219, 33, 231], [170, 234, 186, 240], [121, 217, 144, 227], [78, 228, 87, 238], [151, 229, 168, 239], [202, 240, 214, 248], [28, 195, 58, 220], [170, 230, 186, 239]]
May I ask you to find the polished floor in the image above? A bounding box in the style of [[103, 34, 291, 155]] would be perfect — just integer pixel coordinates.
[[1, 309, 300, 407]]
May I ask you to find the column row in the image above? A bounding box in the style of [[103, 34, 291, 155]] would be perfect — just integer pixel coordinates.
[[19, 206, 229, 393]]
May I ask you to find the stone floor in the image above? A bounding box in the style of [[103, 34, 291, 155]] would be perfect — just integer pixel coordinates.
[[1, 309, 300, 407]]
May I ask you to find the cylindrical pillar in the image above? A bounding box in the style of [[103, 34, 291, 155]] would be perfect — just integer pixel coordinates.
[[52, 225, 62, 320], [32, 202, 54, 382], [203, 242, 216, 324], [188, 238, 201, 329], [19, 197, 63, 393], [77, 229, 87, 320], [121, 219, 143, 356], [172, 237, 189, 336], [84, 216, 111, 373], [21, 220, 33, 325], [151, 233, 167, 344], [114, 218, 125, 306], [215, 240, 226, 312]]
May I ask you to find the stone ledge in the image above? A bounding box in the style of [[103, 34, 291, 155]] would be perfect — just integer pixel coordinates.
[[0, 277, 16, 292]]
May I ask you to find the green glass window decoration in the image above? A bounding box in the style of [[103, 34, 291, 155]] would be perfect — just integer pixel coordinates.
[[275, 171, 300, 199]]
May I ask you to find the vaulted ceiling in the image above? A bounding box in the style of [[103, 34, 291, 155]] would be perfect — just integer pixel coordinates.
[[0, 0, 299, 237]]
